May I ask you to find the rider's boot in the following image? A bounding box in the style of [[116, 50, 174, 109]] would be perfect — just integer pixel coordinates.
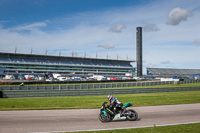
[[120, 108, 124, 117]]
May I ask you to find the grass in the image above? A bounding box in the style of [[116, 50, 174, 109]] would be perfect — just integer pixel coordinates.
[[94, 82, 200, 89], [139, 82, 200, 88], [69, 123, 200, 133], [1, 81, 200, 88], [0, 91, 200, 110]]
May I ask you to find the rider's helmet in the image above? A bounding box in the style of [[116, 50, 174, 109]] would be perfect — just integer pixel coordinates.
[[107, 94, 113, 101]]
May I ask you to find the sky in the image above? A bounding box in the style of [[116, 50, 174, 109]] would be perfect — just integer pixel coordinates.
[[0, 0, 200, 74]]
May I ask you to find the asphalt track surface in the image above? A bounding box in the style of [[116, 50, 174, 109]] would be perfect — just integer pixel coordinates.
[[0, 103, 200, 133]]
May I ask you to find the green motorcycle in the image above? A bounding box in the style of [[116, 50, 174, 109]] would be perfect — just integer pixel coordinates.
[[98, 102, 138, 122]]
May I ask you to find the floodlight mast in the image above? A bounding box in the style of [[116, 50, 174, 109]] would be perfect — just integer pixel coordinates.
[[136, 27, 143, 77]]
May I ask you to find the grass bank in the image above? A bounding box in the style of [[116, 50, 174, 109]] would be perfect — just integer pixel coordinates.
[[0, 91, 200, 110], [70, 123, 200, 133], [95, 82, 200, 89], [1, 81, 200, 88]]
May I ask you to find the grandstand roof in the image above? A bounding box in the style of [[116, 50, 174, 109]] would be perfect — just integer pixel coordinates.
[[147, 68, 200, 75], [0, 52, 135, 63]]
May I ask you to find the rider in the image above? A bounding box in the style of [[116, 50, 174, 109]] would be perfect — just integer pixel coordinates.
[[107, 94, 123, 115]]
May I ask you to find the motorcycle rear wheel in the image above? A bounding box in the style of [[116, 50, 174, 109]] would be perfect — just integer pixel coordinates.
[[98, 112, 111, 122], [126, 109, 138, 121]]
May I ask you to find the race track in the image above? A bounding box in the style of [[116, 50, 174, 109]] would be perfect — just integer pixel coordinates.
[[0, 103, 200, 133]]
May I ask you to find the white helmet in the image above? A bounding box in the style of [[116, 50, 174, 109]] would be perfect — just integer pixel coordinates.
[[107, 94, 113, 101]]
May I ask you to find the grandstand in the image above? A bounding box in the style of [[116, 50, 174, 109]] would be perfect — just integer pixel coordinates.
[[147, 68, 200, 77], [0, 52, 136, 76]]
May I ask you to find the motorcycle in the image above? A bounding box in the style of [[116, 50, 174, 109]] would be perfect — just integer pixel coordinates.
[[98, 102, 138, 122]]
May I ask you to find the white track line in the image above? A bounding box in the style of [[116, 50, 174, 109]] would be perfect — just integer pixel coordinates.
[[31, 121, 200, 133]]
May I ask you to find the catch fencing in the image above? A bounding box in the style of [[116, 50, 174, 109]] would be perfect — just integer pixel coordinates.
[[0, 79, 200, 98]]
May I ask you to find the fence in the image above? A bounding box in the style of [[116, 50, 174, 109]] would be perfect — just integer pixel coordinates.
[[0, 79, 200, 98], [0, 79, 199, 91]]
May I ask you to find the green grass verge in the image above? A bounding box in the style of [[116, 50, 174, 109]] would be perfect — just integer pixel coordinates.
[[69, 123, 200, 133], [0, 91, 200, 110], [1, 81, 200, 88], [94, 82, 200, 89], [139, 82, 200, 88]]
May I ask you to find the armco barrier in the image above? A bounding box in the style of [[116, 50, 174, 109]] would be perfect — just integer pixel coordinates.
[[0, 80, 200, 98], [0, 81, 174, 91], [1, 86, 200, 98], [0, 80, 200, 91]]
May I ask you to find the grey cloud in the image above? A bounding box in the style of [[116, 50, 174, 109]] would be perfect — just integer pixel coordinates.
[[98, 44, 115, 49], [193, 40, 200, 44], [109, 24, 126, 33], [146, 63, 158, 68], [166, 7, 192, 26], [143, 23, 160, 32], [160, 60, 170, 64]]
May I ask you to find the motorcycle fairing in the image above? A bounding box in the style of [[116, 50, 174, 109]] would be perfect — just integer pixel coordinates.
[[123, 102, 132, 108], [102, 111, 107, 115], [105, 108, 114, 115]]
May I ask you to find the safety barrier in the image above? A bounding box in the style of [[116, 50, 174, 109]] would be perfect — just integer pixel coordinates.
[[1, 86, 200, 98], [0, 79, 200, 98]]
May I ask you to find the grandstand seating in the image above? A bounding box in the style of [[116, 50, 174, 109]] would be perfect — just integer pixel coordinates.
[[0, 52, 135, 75], [0, 57, 9, 62], [1, 56, 132, 68], [147, 68, 200, 76]]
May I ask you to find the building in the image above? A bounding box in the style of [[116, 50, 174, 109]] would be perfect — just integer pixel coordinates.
[[0, 52, 136, 77], [147, 68, 200, 77]]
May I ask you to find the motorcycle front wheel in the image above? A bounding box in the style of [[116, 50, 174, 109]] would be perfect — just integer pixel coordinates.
[[126, 109, 138, 121], [98, 112, 111, 122]]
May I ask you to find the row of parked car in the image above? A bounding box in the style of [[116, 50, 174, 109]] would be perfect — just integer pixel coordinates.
[[2, 74, 140, 82]]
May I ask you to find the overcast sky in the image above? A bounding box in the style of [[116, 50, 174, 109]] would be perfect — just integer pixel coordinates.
[[0, 0, 200, 73]]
